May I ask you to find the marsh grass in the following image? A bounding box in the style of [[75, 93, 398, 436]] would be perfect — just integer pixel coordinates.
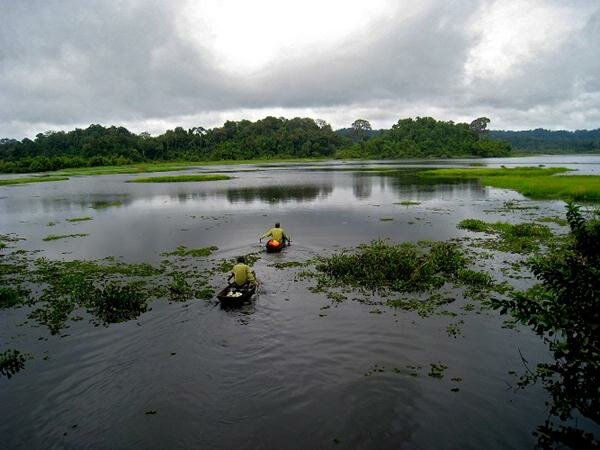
[[458, 219, 553, 253], [87, 283, 148, 324], [396, 201, 421, 206], [419, 167, 600, 201], [162, 245, 218, 257], [66, 216, 92, 222], [536, 216, 569, 226], [0, 287, 22, 308], [128, 174, 232, 183], [90, 200, 123, 209], [0, 175, 69, 186], [43, 233, 89, 241], [0, 349, 29, 378]]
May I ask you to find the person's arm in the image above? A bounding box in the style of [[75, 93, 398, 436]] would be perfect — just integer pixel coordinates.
[[260, 229, 272, 241], [227, 272, 234, 283]]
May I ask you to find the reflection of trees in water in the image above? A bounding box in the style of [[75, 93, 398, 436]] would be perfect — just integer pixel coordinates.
[[352, 170, 487, 201], [353, 176, 372, 199], [226, 184, 333, 204]]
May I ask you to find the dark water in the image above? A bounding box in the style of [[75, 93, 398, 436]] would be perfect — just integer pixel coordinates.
[[1, 156, 598, 449]]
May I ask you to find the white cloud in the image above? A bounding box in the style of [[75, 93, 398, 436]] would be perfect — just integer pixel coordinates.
[[0, 0, 598, 138]]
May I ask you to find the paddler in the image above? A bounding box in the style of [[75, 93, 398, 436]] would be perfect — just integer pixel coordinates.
[[227, 256, 256, 289], [259, 222, 291, 246]]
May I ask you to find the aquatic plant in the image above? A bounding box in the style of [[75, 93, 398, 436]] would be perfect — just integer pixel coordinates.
[[90, 200, 123, 209], [396, 201, 421, 206], [490, 203, 600, 447], [43, 233, 89, 241], [168, 272, 192, 300], [87, 283, 148, 324], [0, 287, 23, 309], [457, 219, 489, 232], [458, 219, 553, 253], [162, 245, 218, 257], [128, 174, 232, 183], [66, 216, 92, 222], [315, 240, 468, 293], [0, 349, 29, 378]]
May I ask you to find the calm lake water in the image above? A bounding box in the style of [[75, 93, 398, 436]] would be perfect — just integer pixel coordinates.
[[1, 155, 598, 449]]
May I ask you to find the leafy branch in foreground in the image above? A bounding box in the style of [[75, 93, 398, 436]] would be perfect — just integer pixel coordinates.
[[490, 203, 599, 448]]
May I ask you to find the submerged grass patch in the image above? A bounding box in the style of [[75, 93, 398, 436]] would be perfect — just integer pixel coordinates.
[[396, 201, 421, 206], [90, 200, 123, 209], [66, 216, 92, 222], [0, 349, 29, 379], [0, 287, 23, 308], [458, 219, 553, 253], [128, 174, 232, 183], [43, 233, 89, 241], [419, 167, 600, 202], [162, 245, 218, 257], [0, 175, 69, 186]]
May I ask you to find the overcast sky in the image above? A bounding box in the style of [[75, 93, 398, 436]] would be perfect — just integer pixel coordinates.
[[1, 0, 599, 138]]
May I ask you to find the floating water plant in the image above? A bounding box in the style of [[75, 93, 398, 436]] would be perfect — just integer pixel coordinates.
[[90, 200, 123, 209], [87, 283, 149, 324], [396, 201, 421, 206], [0, 349, 29, 378], [66, 216, 93, 222], [128, 174, 232, 183], [458, 219, 553, 253], [0, 287, 23, 309], [162, 245, 218, 257], [43, 233, 89, 241]]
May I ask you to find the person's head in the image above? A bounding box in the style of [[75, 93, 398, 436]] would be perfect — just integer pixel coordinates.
[[236, 256, 245, 263], [275, 222, 280, 228]]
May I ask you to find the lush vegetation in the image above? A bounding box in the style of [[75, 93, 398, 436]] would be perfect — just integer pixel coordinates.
[[490, 128, 600, 153], [337, 117, 511, 159], [128, 174, 232, 183], [458, 219, 553, 253], [0, 116, 512, 173], [420, 167, 600, 202], [0, 349, 28, 379], [490, 203, 599, 447]]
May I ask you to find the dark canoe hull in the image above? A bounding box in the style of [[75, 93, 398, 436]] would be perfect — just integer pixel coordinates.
[[217, 285, 256, 304]]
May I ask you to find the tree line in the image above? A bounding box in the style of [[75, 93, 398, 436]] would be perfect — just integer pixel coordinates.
[[489, 128, 600, 153], [0, 116, 511, 173]]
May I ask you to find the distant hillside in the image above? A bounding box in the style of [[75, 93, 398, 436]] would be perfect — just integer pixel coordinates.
[[489, 128, 600, 153]]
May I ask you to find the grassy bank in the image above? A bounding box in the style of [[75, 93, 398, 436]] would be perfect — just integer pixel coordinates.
[[128, 174, 232, 183], [0, 175, 69, 186], [419, 167, 600, 202]]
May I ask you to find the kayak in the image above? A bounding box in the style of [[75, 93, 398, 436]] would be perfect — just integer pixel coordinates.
[[216, 284, 256, 304], [266, 239, 286, 253]]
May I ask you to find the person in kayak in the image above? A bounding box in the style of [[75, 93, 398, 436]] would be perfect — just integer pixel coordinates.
[[260, 222, 290, 245], [227, 256, 256, 288]]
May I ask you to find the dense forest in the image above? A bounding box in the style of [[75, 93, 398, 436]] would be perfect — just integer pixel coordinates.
[[489, 129, 600, 153], [0, 116, 510, 173]]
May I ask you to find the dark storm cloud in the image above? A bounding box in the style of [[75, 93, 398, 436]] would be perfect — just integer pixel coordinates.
[[0, 0, 599, 137]]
